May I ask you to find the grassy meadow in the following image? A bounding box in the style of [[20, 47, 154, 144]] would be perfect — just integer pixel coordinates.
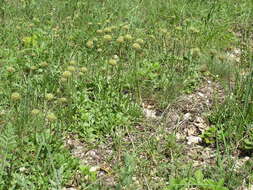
[[0, 0, 253, 189]]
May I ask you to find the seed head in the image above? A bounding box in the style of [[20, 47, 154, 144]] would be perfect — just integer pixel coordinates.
[[86, 40, 94, 48], [124, 34, 133, 41], [60, 77, 68, 83], [103, 34, 112, 41], [40, 62, 48, 67], [108, 59, 117, 66], [46, 112, 57, 122], [67, 66, 76, 72], [135, 38, 144, 44], [45, 93, 54, 101], [30, 66, 37, 71], [122, 25, 129, 30], [69, 60, 77, 65], [62, 71, 72, 78], [103, 27, 112, 33], [11, 92, 21, 101], [58, 97, 67, 103], [31, 109, 40, 116], [7, 67, 15, 73], [80, 67, 88, 72], [116, 36, 124, 43], [132, 43, 141, 50], [96, 29, 103, 34]]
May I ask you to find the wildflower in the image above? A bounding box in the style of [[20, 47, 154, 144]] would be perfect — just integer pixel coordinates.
[[58, 97, 67, 103], [103, 34, 112, 41], [45, 93, 54, 101], [113, 55, 119, 61], [67, 66, 76, 72], [60, 77, 68, 83], [30, 66, 37, 71], [86, 40, 94, 48], [62, 71, 72, 78], [40, 62, 48, 67], [108, 59, 117, 66], [80, 67, 88, 72], [175, 26, 182, 31], [69, 60, 77, 65], [31, 109, 40, 116], [135, 38, 144, 44], [6, 66, 15, 73], [103, 27, 112, 33], [11, 92, 21, 101], [189, 27, 199, 33], [122, 25, 129, 30], [96, 29, 103, 34], [116, 36, 124, 43], [160, 28, 167, 33], [132, 43, 141, 50], [124, 34, 133, 41], [97, 48, 103, 52], [46, 112, 57, 122], [190, 48, 201, 57]]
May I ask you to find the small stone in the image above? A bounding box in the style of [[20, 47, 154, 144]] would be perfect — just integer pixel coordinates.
[[187, 136, 202, 145]]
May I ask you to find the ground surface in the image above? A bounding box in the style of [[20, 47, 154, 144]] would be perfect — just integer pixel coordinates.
[[0, 0, 253, 189]]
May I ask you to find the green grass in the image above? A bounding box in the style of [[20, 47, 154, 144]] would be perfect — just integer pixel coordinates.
[[0, 0, 253, 189]]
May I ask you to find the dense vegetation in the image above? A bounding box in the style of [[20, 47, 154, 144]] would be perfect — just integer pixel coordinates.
[[0, 0, 253, 189]]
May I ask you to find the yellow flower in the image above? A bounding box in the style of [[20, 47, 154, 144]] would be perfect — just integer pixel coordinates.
[[132, 43, 141, 50], [108, 59, 117, 66], [30, 66, 37, 71], [80, 67, 88, 72], [45, 93, 54, 101], [40, 62, 48, 67], [135, 38, 144, 44], [124, 34, 133, 41], [116, 36, 124, 43], [67, 66, 76, 72], [96, 29, 103, 34], [11, 92, 21, 101], [58, 97, 67, 103], [60, 77, 68, 83], [31, 109, 40, 116], [69, 60, 77, 65], [62, 71, 72, 78], [103, 27, 112, 33], [7, 67, 15, 73], [122, 25, 129, 30], [46, 112, 57, 122], [103, 35, 112, 41], [86, 40, 94, 48]]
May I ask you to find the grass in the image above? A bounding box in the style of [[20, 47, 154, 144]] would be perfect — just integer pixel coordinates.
[[0, 0, 253, 189]]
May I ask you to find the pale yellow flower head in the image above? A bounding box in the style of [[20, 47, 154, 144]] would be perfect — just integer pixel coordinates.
[[31, 109, 40, 116], [11, 92, 21, 101], [67, 66, 76, 72], [80, 67, 88, 72], [108, 59, 117, 66], [7, 67, 15, 73], [45, 93, 54, 101], [132, 43, 141, 50], [103, 35, 112, 41], [40, 62, 49, 67], [86, 40, 94, 48], [124, 34, 133, 41], [62, 71, 72, 78], [46, 112, 57, 122], [116, 36, 124, 43]]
